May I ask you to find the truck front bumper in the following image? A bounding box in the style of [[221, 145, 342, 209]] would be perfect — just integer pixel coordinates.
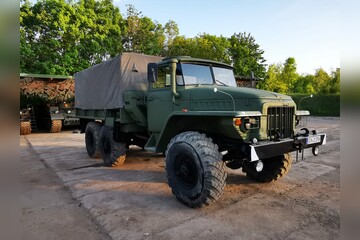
[[249, 133, 326, 161]]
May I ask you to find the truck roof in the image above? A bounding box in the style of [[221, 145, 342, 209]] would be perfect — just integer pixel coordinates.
[[20, 73, 73, 80], [160, 56, 233, 69]]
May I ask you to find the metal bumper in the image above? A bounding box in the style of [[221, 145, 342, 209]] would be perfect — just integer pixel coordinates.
[[249, 133, 326, 161]]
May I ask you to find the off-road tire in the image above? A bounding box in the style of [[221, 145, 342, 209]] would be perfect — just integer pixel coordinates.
[[242, 153, 292, 183], [20, 121, 31, 135], [165, 131, 227, 208], [50, 120, 62, 133], [85, 121, 102, 158], [100, 126, 126, 167]]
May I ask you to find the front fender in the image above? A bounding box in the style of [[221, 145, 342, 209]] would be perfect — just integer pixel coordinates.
[[155, 111, 242, 153]]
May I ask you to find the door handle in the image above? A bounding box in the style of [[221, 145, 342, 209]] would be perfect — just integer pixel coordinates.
[[148, 97, 154, 101]]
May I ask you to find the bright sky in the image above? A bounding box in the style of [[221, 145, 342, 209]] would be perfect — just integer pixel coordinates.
[[114, 0, 340, 75]]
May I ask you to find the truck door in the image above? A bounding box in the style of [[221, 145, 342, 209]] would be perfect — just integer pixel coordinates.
[[147, 65, 173, 133]]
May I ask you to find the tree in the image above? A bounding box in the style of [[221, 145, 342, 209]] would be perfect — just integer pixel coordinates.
[[163, 20, 179, 48], [330, 68, 340, 94], [165, 34, 231, 64], [314, 68, 331, 94], [20, 0, 125, 75], [259, 63, 288, 93], [280, 57, 299, 93], [228, 32, 267, 78], [293, 75, 316, 94], [123, 4, 164, 55]]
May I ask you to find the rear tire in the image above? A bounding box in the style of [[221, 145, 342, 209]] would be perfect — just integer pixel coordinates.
[[50, 120, 62, 133], [242, 153, 292, 183], [165, 131, 227, 208], [85, 121, 102, 158], [100, 126, 126, 167], [20, 121, 31, 135]]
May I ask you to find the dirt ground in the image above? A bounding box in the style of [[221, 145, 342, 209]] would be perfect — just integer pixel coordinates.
[[20, 117, 340, 240]]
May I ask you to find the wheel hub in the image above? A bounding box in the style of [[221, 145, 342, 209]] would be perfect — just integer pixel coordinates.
[[174, 154, 198, 189]]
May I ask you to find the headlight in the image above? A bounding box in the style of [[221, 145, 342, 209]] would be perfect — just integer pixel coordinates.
[[234, 117, 259, 132], [55, 110, 59, 114], [67, 110, 71, 113], [20, 111, 23, 114]]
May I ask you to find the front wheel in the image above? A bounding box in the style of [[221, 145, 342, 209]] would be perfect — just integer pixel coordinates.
[[100, 126, 126, 167], [242, 153, 292, 183], [165, 131, 227, 208]]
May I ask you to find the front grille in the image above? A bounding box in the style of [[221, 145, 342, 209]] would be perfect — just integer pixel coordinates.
[[267, 107, 294, 139]]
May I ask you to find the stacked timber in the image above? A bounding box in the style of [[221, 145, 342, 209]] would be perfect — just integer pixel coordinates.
[[20, 77, 75, 102]]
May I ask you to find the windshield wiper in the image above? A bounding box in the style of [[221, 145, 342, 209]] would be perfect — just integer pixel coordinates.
[[215, 79, 228, 86]]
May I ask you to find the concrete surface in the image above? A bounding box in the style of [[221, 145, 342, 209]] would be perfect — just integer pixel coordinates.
[[20, 117, 340, 240]]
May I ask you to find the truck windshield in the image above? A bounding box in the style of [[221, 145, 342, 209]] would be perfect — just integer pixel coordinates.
[[179, 63, 236, 87], [213, 67, 237, 87], [181, 64, 213, 85]]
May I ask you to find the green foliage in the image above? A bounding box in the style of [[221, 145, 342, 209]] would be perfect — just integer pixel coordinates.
[[123, 4, 164, 55], [228, 32, 266, 79], [20, 0, 339, 97], [166, 34, 231, 64], [258, 57, 340, 96], [290, 94, 340, 116], [258, 63, 287, 93], [281, 57, 299, 92], [20, 0, 124, 75], [330, 68, 340, 94]]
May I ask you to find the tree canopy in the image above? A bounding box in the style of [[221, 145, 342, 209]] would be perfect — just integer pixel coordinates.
[[20, 1, 339, 95]]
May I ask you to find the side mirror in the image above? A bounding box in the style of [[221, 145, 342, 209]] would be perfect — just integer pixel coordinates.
[[147, 63, 157, 83]]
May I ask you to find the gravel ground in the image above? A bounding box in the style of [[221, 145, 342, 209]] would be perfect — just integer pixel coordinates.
[[20, 116, 340, 240]]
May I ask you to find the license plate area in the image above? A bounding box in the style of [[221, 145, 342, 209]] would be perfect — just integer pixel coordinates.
[[307, 135, 321, 144]]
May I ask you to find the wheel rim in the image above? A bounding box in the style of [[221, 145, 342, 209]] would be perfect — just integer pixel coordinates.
[[174, 153, 198, 189]]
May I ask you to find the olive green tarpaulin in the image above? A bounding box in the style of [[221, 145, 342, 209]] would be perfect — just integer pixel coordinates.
[[74, 52, 163, 109]]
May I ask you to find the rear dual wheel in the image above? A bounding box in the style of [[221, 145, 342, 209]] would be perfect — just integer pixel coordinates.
[[85, 122, 127, 166], [85, 121, 102, 158], [99, 126, 127, 167]]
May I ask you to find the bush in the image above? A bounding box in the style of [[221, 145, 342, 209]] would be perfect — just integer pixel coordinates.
[[290, 94, 340, 116]]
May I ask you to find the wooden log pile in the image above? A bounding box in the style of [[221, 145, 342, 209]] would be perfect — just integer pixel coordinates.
[[20, 78, 75, 102]]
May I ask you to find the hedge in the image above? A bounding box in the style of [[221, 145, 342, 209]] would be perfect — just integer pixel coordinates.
[[290, 94, 340, 116]]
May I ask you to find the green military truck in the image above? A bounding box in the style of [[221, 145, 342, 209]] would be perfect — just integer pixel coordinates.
[[75, 52, 326, 208]]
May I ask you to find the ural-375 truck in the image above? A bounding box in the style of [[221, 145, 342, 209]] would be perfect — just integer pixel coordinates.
[[75, 52, 326, 208]]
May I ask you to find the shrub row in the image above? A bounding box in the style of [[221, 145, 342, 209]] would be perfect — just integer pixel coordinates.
[[290, 94, 340, 116]]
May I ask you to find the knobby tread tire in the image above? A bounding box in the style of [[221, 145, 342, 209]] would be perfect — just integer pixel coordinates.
[[50, 120, 62, 133], [242, 153, 292, 183], [85, 121, 102, 158], [20, 121, 31, 135], [165, 131, 227, 208], [100, 126, 127, 167]]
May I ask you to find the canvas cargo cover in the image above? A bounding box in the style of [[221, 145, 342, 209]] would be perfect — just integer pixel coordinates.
[[74, 52, 163, 109]]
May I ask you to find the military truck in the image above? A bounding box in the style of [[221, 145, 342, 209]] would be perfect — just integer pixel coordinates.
[[75, 52, 326, 208], [45, 102, 79, 133]]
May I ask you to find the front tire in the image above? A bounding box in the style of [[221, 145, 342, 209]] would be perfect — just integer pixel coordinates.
[[100, 126, 126, 167], [242, 153, 292, 183], [165, 131, 227, 208]]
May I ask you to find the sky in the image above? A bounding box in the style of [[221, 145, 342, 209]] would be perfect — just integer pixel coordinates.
[[114, 0, 340, 75]]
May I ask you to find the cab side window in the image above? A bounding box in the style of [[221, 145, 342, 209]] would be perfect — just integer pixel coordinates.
[[153, 66, 171, 88]]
